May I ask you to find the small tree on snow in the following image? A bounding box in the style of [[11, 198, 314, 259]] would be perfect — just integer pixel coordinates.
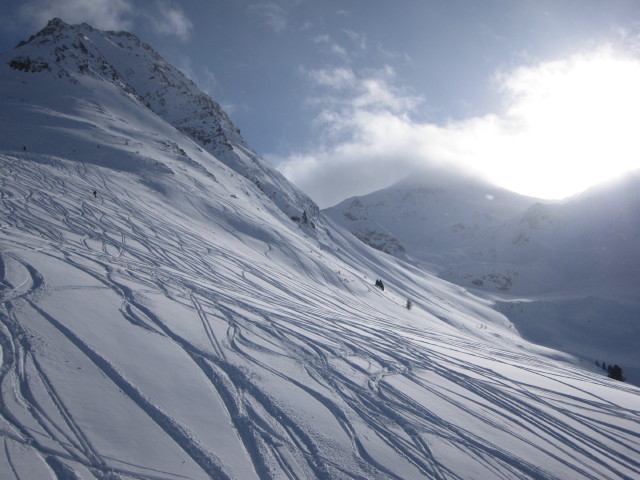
[[406, 299, 413, 310], [607, 364, 626, 382]]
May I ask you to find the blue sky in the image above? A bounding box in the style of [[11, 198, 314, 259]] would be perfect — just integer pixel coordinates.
[[2, 1, 640, 206]]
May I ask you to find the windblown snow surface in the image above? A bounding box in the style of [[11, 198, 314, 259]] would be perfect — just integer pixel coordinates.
[[0, 20, 639, 480]]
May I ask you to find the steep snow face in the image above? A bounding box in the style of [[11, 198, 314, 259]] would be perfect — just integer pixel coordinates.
[[1, 20, 640, 480], [4, 17, 318, 222]]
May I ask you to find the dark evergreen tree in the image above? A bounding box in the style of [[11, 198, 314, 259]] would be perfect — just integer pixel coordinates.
[[607, 365, 626, 382]]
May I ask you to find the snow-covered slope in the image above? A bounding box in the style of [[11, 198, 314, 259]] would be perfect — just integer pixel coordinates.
[[1, 20, 639, 480], [325, 166, 640, 386], [326, 167, 640, 297], [495, 171, 640, 298], [7, 18, 319, 223], [325, 168, 537, 270]]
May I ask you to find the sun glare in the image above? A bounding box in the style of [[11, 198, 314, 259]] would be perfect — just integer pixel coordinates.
[[471, 48, 640, 199], [279, 46, 640, 206]]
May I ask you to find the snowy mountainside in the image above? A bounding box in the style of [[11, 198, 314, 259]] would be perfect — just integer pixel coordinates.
[[489, 172, 640, 383], [6, 17, 318, 223], [498, 171, 640, 297], [326, 167, 640, 298], [324, 168, 537, 269], [0, 20, 639, 480], [325, 167, 640, 385]]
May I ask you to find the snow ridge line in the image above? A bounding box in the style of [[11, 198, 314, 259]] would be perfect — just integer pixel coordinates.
[[250, 312, 464, 480], [207, 285, 455, 479], [219, 309, 414, 480]]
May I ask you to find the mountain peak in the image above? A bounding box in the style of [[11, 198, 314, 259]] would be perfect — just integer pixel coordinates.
[[44, 17, 72, 30], [5, 18, 320, 223], [16, 17, 83, 48], [40, 17, 69, 32]]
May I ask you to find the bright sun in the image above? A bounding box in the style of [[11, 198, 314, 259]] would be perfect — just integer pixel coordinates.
[[462, 47, 640, 199]]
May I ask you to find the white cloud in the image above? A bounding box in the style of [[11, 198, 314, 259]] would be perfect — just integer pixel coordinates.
[[376, 43, 413, 64], [313, 34, 349, 61], [248, 3, 288, 33], [19, 0, 134, 31], [304, 65, 421, 113], [147, 2, 192, 42], [353, 75, 422, 113], [18, 0, 193, 41], [276, 47, 640, 207], [342, 29, 366, 51], [302, 66, 356, 90]]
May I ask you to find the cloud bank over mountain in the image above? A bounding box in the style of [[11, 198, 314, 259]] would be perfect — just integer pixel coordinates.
[[277, 46, 640, 207]]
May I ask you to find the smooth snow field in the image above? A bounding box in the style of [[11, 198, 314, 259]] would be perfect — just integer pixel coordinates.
[[0, 18, 639, 480]]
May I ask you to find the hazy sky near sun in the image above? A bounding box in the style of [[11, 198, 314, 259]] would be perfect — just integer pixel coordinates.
[[2, 1, 640, 207]]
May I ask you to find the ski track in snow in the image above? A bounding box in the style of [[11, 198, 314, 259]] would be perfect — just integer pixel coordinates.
[[0, 156, 639, 480]]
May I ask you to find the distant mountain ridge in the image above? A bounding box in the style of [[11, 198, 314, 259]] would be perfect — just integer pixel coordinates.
[[324, 167, 640, 382], [325, 167, 640, 298], [325, 168, 537, 285]]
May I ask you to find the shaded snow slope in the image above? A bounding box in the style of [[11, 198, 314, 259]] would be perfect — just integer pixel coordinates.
[[324, 169, 537, 269], [324, 167, 640, 298], [324, 167, 640, 386], [1, 20, 639, 480]]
